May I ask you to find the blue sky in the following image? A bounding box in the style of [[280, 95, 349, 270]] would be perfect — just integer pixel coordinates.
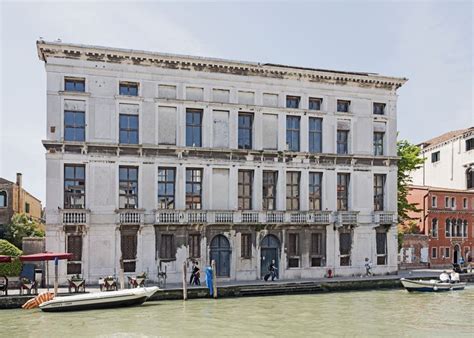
[[0, 0, 472, 202]]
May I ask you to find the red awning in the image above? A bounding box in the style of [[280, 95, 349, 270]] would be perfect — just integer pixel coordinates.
[[20, 252, 73, 262], [0, 255, 12, 263]]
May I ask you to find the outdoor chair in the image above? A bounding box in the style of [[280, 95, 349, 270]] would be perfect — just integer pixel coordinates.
[[128, 274, 146, 288], [157, 264, 167, 288], [99, 276, 118, 291], [19, 264, 38, 295], [68, 275, 86, 293], [0, 276, 8, 296]]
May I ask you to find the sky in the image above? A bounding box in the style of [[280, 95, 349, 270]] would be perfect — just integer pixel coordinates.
[[0, 0, 472, 203]]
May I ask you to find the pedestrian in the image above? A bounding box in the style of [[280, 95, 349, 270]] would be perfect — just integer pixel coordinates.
[[269, 259, 277, 281], [364, 258, 373, 276], [190, 261, 201, 285]]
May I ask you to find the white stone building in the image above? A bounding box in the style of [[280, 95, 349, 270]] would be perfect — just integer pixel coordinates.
[[37, 40, 406, 284], [411, 128, 474, 190]]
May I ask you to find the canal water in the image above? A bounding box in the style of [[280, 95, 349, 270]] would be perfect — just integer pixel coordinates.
[[2, 286, 473, 337]]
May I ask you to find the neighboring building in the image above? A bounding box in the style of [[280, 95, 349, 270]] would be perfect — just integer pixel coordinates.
[[407, 185, 473, 267], [411, 127, 474, 190], [37, 40, 406, 283], [0, 173, 43, 238], [399, 234, 429, 269]]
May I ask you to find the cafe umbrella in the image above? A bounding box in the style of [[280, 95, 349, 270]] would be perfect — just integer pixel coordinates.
[[0, 255, 12, 263], [20, 252, 73, 295]]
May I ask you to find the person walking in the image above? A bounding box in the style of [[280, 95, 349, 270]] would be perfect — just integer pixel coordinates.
[[364, 258, 373, 277], [189, 261, 201, 286]]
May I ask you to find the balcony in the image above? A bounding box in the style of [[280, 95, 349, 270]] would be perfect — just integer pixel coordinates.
[[372, 212, 396, 224], [117, 210, 144, 225], [336, 211, 359, 225], [61, 209, 89, 224]]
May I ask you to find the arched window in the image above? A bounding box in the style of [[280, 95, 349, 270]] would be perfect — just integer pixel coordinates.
[[456, 219, 463, 237], [431, 218, 438, 237], [463, 220, 468, 237], [445, 219, 451, 237], [0, 191, 6, 208], [467, 168, 474, 189]]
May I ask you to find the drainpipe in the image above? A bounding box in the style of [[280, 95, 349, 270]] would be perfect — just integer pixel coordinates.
[[422, 190, 429, 234], [16, 173, 22, 212]]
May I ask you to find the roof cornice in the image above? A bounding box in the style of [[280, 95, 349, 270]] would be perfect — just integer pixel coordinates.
[[36, 40, 407, 91]]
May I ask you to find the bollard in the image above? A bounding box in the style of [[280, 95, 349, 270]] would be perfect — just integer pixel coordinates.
[[183, 261, 188, 301], [211, 260, 217, 299]]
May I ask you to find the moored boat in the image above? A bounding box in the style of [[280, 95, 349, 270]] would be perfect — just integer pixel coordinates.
[[39, 286, 160, 312], [400, 278, 466, 292]]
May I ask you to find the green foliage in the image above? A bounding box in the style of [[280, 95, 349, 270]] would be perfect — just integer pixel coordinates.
[[397, 140, 425, 223], [397, 221, 420, 251], [4, 213, 45, 249], [0, 239, 22, 277]]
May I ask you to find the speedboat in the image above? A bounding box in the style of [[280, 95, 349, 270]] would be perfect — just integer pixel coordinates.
[[39, 286, 160, 312], [400, 278, 466, 292]]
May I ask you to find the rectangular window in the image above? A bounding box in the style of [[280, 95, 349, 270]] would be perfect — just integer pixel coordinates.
[[373, 132, 384, 156], [67, 235, 82, 275], [310, 232, 325, 267], [373, 102, 386, 115], [262, 171, 277, 211], [119, 166, 138, 209], [376, 231, 387, 265], [186, 109, 202, 147], [337, 100, 350, 113], [64, 110, 85, 142], [238, 113, 253, 149], [186, 168, 202, 210], [64, 164, 86, 209], [451, 197, 456, 209], [374, 174, 386, 211], [286, 172, 300, 211], [337, 173, 350, 211], [188, 234, 201, 258], [158, 168, 175, 209], [65, 78, 85, 92], [431, 196, 437, 208], [445, 197, 449, 208], [238, 170, 253, 210], [121, 228, 138, 272], [288, 233, 299, 268], [339, 231, 351, 266], [431, 151, 440, 163], [119, 114, 139, 144], [444, 247, 450, 258], [466, 138, 474, 151], [25, 203, 30, 214], [309, 172, 322, 211], [431, 247, 437, 259], [286, 116, 300, 151], [431, 219, 438, 237], [309, 97, 322, 111], [309, 117, 322, 153], [160, 234, 175, 260], [119, 82, 138, 96], [286, 95, 300, 109], [445, 220, 451, 237], [337, 130, 349, 154], [158, 84, 177, 99], [241, 233, 252, 258], [463, 198, 467, 209]]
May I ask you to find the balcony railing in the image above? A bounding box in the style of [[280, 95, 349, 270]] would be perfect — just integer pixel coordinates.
[[118, 210, 144, 224], [372, 212, 396, 224], [61, 209, 89, 224], [336, 211, 359, 225]]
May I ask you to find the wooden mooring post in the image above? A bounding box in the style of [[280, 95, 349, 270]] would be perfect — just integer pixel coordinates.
[[211, 260, 217, 299], [182, 261, 188, 301]]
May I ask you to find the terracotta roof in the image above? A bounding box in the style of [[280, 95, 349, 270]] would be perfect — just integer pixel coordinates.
[[419, 127, 474, 149], [409, 185, 474, 194]]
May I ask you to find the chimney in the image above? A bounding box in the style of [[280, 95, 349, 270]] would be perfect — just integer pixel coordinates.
[[16, 173, 22, 188]]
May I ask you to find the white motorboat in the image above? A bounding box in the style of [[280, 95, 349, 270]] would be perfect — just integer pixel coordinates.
[[39, 286, 160, 312], [400, 278, 466, 292]]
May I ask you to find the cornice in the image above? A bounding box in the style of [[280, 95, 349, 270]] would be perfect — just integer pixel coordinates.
[[37, 40, 407, 91]]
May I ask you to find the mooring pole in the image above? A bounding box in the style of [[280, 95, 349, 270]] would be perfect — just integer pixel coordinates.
[[183, 261, 188, 301], [53, 257, 58, 296], [211, 259, 217, 299]]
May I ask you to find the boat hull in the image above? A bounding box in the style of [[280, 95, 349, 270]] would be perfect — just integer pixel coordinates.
[[400, 278, 466, 292], [39, 286, 159, 312]]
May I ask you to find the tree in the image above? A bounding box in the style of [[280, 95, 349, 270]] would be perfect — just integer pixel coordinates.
[[4, 213, 45, 249], [0, 239, 22, 276]]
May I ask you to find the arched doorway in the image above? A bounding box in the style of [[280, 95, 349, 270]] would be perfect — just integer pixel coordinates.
[[260, 234, 280, 278], [210, 235, 231, 277], [453, 245, 460, 264]]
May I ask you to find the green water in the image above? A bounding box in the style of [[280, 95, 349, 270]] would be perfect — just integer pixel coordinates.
[[2, 287, 473, 337]]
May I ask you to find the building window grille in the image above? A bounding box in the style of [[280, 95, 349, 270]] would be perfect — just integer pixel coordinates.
[[337, 173, 350, 211], [160, 234, 175, 260], [286, 172, 300, 211], [238, 170, 253, 210], [309, 97, 322, 111], [337, 100, 350, 113], [309, 117, 322, 153], [188, 234, 201, 258], [64, 164, 85, 209], [119, 166, 138, 209], [286, 116, 300, 151], [373, 132, 384, 156], [64, 110, 85, 142], [158, 168, 175, 209], [119, 82, 138, 96], [262, 171, 277, 211], [373, 102, 386, 115], [241, 233, 252, 258], [431, 151, 440, 163], [339, 231, 352, 266], [288, 233, 299, 268], [373, 174, 385, 211], [186, 109, 202, 147], [65, 78, 85, 92], [186, 168, 202, 210], [238, 113, 253, 149], [119, 114, 139, 144], [309, 172, 322, 211], [337, 130, 349, 154], [286, 96, 300, 109]]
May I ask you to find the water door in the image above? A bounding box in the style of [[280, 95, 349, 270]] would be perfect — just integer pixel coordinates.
[[260, 235, 280, 278], [210, 235, 231, 277]]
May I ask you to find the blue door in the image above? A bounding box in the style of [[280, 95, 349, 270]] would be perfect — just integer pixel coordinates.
[[210, 235, 231, 277]]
